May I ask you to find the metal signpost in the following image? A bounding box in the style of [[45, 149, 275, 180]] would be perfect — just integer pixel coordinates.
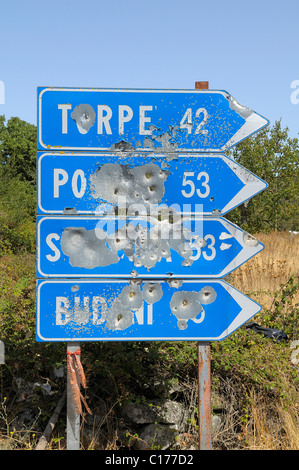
[[36, 83, 268, 450], [0, 341, 4, 365]]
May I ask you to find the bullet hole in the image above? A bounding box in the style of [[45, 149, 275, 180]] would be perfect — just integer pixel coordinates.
[[168, 279, 183, 288], [142, 282, 163, 304], [177, 320, 187, 330], [71, 104, 95, 134], [243, 233, 259, 246], [61, 227, 119, 268], [119, 284, 143, 309], [90, 162, 169, 206], [170, 291, 204, 329], [105, 300, 134, 331], [81, 112, 89, 123], [198, 286, 217, 305]]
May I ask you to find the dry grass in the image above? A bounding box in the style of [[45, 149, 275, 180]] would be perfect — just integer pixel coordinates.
[[228, 232, 299, 450], [241, 390, 299, 450], [229, 231, 299, 309]]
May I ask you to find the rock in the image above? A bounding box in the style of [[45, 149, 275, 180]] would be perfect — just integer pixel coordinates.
[[34, 382, 51, 396], [212, 415, 223, 435], [122, 399, 185, 429], [134, 423, 178, 450], [53, 366, 64, 379], [212, 392, 227, 411], [290, 340, 299, 366]]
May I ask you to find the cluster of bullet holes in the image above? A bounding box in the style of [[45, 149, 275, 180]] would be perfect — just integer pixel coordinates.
[[60, 218, 203, 271], [62, 282, 216, 332], [89, 162, 170, 207]]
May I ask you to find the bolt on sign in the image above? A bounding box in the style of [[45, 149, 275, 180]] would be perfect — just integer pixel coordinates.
[[36, 87, 269, 342]]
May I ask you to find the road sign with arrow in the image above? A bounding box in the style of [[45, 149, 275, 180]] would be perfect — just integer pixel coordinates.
[[37, 87, 269, 152], [37, 152, 267, 216], [36, 215, 263, 279], [36, 279, 262, 342]]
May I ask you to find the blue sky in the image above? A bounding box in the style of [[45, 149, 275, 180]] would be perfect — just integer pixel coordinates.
[[0, 0, 299, 138]]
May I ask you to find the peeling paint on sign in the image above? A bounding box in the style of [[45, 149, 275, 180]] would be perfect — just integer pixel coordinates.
[[59, 216, 201, 271], [71, 104, 96, 134], [89, 162, 169, 207]]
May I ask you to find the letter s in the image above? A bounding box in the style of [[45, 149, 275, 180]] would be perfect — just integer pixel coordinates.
[[46, 233, 61, 261]]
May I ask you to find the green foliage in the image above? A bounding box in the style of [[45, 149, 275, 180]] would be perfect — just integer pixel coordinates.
[[259, 276, 299, 340], [83, 340, 198, 399], [0, 115, 36, 254], [0, 115, 37, 184], [212, 277, 299, 405], [213, 330, 298, 404], [0, 255, 64, 383], [0, 177, 36, 254], [0, 255, 35, 342], [227, 120, 299, 233]]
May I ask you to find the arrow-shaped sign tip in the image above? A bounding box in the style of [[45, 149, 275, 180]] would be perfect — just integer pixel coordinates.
[[224, 107, 269, 150], [218, 282, 262, 340]]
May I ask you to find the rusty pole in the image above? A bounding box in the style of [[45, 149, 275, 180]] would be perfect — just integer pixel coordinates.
[[197, 341, 212, 449], [195, 81, 212, 450], [67, 342, 81, 450]]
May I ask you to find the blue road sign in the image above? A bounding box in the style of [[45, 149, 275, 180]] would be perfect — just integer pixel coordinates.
[[37, 87, 269, 152], [36, 279, 262, 342], [37, 152, 267, 216], [36, 216, 263, 279]]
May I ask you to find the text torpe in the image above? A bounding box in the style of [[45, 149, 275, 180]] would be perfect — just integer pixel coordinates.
[[57, 103, 209, 136]]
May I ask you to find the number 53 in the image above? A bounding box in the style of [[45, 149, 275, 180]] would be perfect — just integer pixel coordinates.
[[181, 171, 210, 198]]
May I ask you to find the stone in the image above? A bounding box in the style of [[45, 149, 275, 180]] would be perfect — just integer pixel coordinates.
[[134, 423, 178, 450], [122, 399, 185, 428]]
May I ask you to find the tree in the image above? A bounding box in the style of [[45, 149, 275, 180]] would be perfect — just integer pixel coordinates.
[[0, 115, 37, 184], [0, 115, 37, 254], [227, 120, 299, 233]]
